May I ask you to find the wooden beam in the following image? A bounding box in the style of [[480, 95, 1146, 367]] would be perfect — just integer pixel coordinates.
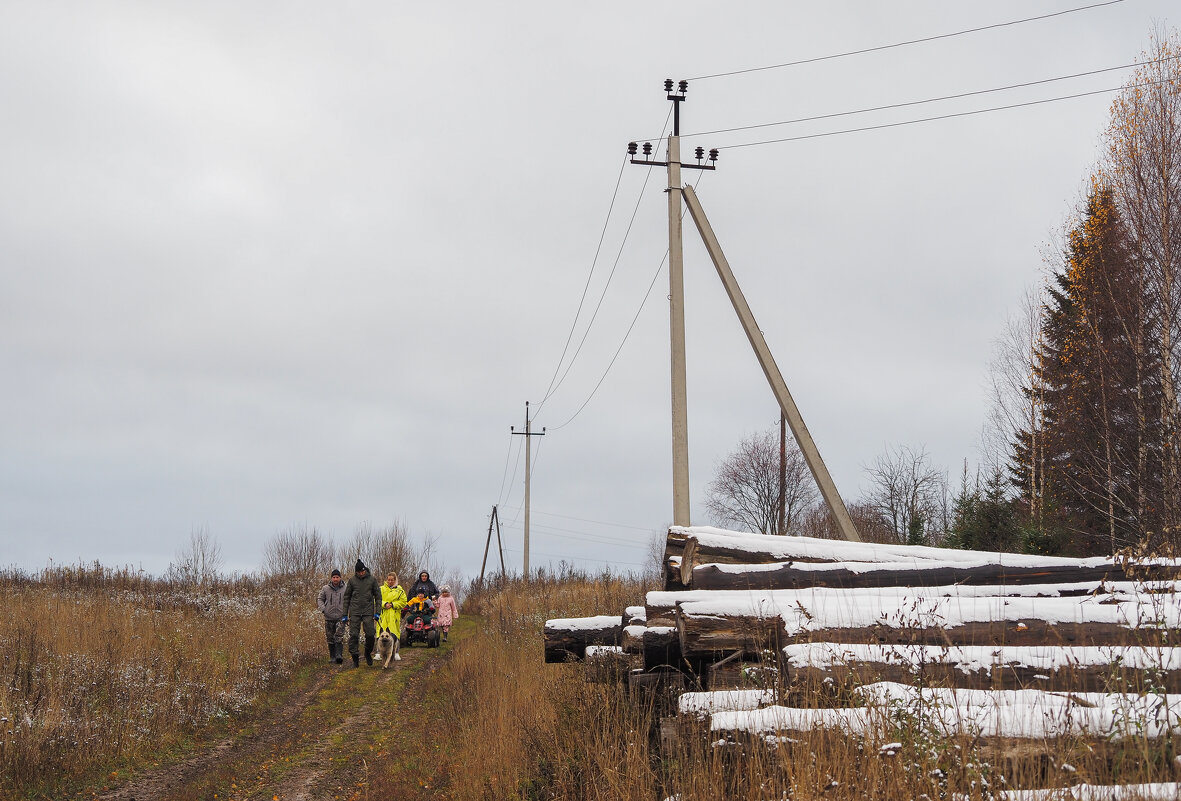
[[689, 560, 1181, 592]]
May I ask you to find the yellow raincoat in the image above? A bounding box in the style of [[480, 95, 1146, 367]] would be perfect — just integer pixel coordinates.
[[377, 583, 408, 638]]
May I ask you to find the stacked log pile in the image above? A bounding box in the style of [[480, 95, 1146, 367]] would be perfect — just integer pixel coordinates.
[[543, 526, 1181, 794]]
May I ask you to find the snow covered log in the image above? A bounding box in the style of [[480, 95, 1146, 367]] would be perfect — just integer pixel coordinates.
[[781, 643, 1181, 693], [544, 615, 622, 663], [689, 558, 1181, 592], [708, 681, 1181, 742], [998, 784, 1181, 800], [670, 526, 1149, 570], [672, 585, 1181, 658]]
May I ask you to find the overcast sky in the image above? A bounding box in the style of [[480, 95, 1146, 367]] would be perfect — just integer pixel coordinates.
[[1, 1, 1175, 578]]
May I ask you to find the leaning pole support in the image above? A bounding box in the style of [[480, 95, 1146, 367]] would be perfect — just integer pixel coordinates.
[[681, 184, 863, 543]]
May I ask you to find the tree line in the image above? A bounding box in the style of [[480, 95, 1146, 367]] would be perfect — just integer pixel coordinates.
[[706, 32, 1181, 558]]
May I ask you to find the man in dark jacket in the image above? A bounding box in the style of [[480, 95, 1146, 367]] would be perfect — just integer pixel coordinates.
[[408, 570, 439, 600], [317, 569, 347, 665], [342, 559, 382, 667]]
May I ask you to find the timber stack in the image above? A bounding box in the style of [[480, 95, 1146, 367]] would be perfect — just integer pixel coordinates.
[[543, 525, 1181, 797]]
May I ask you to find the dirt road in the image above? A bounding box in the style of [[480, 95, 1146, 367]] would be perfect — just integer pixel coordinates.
[[93, 619, 473, 801]]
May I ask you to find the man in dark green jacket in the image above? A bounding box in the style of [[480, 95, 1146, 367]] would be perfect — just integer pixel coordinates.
[[342, 558, 382, 667]]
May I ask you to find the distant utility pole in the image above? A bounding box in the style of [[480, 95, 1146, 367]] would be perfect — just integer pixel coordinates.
[[628, 80, 717, 528], [479, 505, 506, 583], [779, 412, 787, 535], [511, 401, 545, 575]]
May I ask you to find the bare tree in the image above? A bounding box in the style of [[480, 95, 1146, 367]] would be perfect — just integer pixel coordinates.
[[985, 286, 1046, 522], [337, 520, 436, 582], [262, 525, 335, 581], [704, 426, 818, 535], [1103, 30, 1181, 546], [799, 501, 897, 544], [863, 444, 948, 545], [168, 527, 223, 585]]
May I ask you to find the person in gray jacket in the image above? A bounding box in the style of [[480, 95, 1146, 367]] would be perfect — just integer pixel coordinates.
[[317, 569, 347, 665], [342, 558, 382, 667]]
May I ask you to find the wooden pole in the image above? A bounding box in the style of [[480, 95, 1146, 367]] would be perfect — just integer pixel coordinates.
[[681, 184, 862, 543]]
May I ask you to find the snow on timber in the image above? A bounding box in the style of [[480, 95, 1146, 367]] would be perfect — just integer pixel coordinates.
[[709, 682, 1181, 740], [782, 643, 1181, 673], [654, 584, 1181, 631], [678, 688, 778, 718], [544, 615, 620, 631], [625, 605, 646, 621], [672, 526, 1179, 569], [999, 783, 1181, 800], [584, 645, 624, 659]]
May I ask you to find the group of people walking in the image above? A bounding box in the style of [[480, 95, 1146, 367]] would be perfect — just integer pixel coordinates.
[[315, 560, 459, 667]]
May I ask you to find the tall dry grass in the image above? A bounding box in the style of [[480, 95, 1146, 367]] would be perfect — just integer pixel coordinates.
[[445, 572, 1181, 801], [0, 562, 321, 799]]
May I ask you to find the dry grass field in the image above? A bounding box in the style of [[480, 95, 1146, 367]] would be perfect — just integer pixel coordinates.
[[0, 563, 320, 799], [445, 573, 1180, 801], [4, 563, 1178, 800]]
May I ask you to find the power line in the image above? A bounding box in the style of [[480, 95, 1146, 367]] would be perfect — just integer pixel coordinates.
[[681, 58, 1174, 140], [535, 155, 628, 413], [502, 546, 650, 569], [535, 106, 674, 419], [721, 80, 1160, 151], [549, 171, 710, 431], [500, 506, 656, 532], [494, 431, 516, 507], [537, 156, 661, 419], [688, 0, 1125, 81], [500, 519, 652, 548]]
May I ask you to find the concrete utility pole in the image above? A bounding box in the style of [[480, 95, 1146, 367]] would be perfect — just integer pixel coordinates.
[[681, 185, 863, 543], [511, 402, 545, 574], [779, 412, 787, 535], [479, 505, 506, 583], [628, 80, 717, 527]]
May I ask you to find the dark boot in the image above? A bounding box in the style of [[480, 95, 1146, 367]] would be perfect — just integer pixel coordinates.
[[365, 646, 374, 666], [351, 653, 360, 668], [334, 644, 343, 665], [327, 644, 336, 663]]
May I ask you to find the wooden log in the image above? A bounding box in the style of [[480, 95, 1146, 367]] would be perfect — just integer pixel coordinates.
[[781, 643, 1181, 693], [708, 682, 1181, 741], [583, 645, 630, 683], [680, 611, 1178, 657], [673, 586, 1181, 659], [543, 615, 622, 663], [671, 527, 1180, 576], [642, 625, 682, 671], [621, 623, 647, 654], [690, 559, 1181, 592]]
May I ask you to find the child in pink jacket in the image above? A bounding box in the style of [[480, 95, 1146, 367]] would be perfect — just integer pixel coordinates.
[[435, 585, 459, 641]]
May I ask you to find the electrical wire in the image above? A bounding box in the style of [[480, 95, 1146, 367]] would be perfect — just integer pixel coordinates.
[[538, 156, 660, 416], [505, 519, 652, 548], [535, 155, 629, 413], [720, 80, 1164, 151], [548, 170, 710, 431], [494, 431, 516, 508], [680, 58, 1175, 140], [501, 546, 650, 569], [534, 106, 674, 423], [499, 436, 525, 512], [500, 507, 656, 532], [687, 0, 1125, 81]]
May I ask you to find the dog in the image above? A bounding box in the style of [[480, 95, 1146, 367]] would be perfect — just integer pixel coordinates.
[[376, 627, 398, 669]]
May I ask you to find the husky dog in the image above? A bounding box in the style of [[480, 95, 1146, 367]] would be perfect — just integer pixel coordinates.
[[376, 628, 397, 669]]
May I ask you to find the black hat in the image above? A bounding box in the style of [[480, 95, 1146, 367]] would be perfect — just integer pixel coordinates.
[[331, 569, 341, 578], [355, 559, 367, 573]]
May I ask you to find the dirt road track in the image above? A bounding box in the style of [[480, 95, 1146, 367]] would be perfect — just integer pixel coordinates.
[[95, 625, 463, 801]]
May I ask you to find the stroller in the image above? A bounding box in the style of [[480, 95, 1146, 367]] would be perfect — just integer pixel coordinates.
[[401, 596, 441, 648]]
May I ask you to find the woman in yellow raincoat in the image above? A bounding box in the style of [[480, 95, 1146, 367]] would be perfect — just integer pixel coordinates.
[[378, 573, 408, 661]]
